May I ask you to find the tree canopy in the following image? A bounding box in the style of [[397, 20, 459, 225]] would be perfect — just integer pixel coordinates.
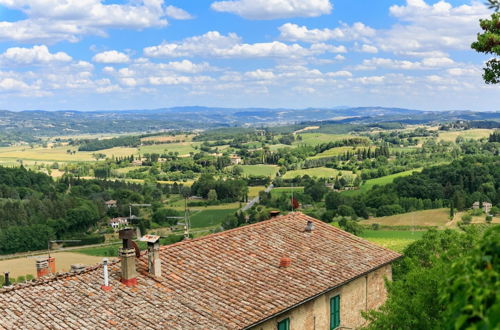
[[471, 7, 500, 84]]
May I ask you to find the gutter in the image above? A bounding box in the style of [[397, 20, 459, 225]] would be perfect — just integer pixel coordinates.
[[243, 257, 402, 330]]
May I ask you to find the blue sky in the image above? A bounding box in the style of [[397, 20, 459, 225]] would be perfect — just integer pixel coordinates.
[[0, 0, 498, 111]]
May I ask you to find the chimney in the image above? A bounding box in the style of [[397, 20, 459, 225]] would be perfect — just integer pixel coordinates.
[[279, 257, 292, 268], [119, 228, 138, 287], [36, 258, 50, 278], [140, 235, 162, 277], [4, 272, 11, 286], [270, 210, 281, 218], [101, 258, 112, 291], [48, 257, 56, 274], [304, 220, 315, 232], [70, 264, 86, 273]]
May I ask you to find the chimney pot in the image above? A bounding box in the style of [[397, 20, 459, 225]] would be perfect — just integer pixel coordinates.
[[4, 272, 11, 286], [101, 258, 112, 291], [304, 220, 315, 232], [279, 257, 292, 268], [140, 235, 162, 277], [70, 264, 86, 273], [270, 211, 281, 218], [36, 258, 50, 278], [119, 248, 138, 287]]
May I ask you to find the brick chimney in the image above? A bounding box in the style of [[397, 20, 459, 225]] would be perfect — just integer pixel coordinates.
[[36, 256, 56, 278], [4, 272, 11, 286], [140, 235, 162, 277], [119, 228, 138, 287]]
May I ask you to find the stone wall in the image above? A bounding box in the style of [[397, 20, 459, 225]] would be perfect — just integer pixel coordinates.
[[251, 264, 392, 330]]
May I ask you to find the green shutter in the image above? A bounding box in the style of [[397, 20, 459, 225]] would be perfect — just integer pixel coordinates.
[[330, 295, 340, 329], [277, 318, 290, 330]]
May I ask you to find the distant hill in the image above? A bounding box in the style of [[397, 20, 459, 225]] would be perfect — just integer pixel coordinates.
[[0, 106, 498, 139]]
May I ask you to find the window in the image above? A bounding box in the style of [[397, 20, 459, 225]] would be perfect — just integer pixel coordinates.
[[277, 317, 290, 330], [330, 295, 340, 329]]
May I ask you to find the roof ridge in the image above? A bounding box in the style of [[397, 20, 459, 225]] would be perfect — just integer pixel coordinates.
[[159, 211, 304, 251], [0, 259, 119, 293]]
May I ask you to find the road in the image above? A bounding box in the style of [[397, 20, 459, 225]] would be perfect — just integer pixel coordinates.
[[241, 184, 273, 211]]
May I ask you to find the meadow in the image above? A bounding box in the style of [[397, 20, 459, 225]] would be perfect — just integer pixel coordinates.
[[293, 133, 355, 146], [229, 164, 279, 177], [283, 167, 353, 179], [190, 208, 238, 228], [360, 230, 425, 252], [438, 129, 494, 142], [342, 168, 421, 196], [361, 208, 450, 228]]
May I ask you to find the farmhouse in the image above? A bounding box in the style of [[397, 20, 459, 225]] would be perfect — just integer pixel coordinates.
[[230, 154, 243, 165], [108, 217, 128, 229], [104, 200, 117, 208], [0, 213, 400, 329]]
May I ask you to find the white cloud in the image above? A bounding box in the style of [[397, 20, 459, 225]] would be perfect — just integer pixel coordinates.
[[360, 44, 378, 54], [211, 0, 332, 20], [0, 78, 31, 91], [0, 45, 72, 65], [144, 31, 332, 59], [245, 69, 276, 80], [0, 0, 168, 43], [326, 70, 352, 78], [356, 56, 455, 71], [92, 51, 130, 64], [376, 0, 490, 52], [279, 22, 375, 43], [165, 5, 194, 20]]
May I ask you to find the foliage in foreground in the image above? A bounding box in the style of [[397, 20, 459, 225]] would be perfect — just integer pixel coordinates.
[[363, 226, 500, 329]]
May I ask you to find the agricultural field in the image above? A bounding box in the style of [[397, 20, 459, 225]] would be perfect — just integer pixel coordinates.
[[283, 167, 353, 179], [190, 208, 238, 228], [342, 168, 421, 196], [141, 134, 195, 143], [0, 145, 137, 163], [361, 209, 450, 228], [293, 133, 354, 146], [229, 164, 279, 177], [271, 186, 305, 196], [139, 142, 200, 156], [309, 146, 363, 159], [0, 252, 105, 278], [248, 186, 266, 198], [360, 230, 425, 252], [438, 129, 494, 142]]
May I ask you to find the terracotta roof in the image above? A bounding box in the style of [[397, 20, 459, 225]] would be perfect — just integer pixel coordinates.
[[0, 213, 401, 329]]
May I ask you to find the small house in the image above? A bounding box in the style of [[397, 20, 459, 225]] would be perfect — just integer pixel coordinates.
[[109, 217, 128, 229]]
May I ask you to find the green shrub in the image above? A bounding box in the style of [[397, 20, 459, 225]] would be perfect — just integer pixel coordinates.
[[461, 214, 472, 224], [17, 276, 25, 283], [371, 223, 381, 231], [26, 274, 35, 281], [485, 215, 493, 224]]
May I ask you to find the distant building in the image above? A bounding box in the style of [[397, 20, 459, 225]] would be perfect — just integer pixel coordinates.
[[483, 202, 493, 214], [230, 154, 243, 165], [109, 217, 128, 229], [472, 201, 480, 209], [0, 213, 401, 329], [104, 200, 117, 208]]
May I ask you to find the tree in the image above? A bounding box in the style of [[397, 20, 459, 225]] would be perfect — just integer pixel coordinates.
[[207, 189, 218, 202], [471, 11, 500, 84]]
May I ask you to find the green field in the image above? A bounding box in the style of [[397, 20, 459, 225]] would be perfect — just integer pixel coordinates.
[[230, 165, 279, 177], [342, 169, 421, 196], [283, 167, 353, 179], [271, 186, 305, 196], [360, 230, 425, 252], [139, 142, 200, 156], [293, 133, 354, 146], [309, 146, 364, 159], [190, 208, 238, 228]]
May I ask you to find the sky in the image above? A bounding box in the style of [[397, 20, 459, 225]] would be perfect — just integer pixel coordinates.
[[0, 0, 498, 111]]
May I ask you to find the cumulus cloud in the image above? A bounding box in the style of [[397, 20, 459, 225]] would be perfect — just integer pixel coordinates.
[[376, 0, 490, 52], [144, 31, 338, 59], [92, 51, 130, 64], [279, 22, 375, 43], [0, 0, 168, 43], [165, 5, 194, 20], [359, 44, 378, 54], [0, 45, 72, 65], [211, 0, 332, 20], [356, 56, 455, 71]]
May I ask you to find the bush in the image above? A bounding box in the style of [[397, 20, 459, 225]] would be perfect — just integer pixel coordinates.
[[485, 215, 493, 224], [461, 214, 472, 224], [17, 276, 25, 283], [371, 223, 381, 230], [26, 274, 35, 281], [63, 235, 105, 247]]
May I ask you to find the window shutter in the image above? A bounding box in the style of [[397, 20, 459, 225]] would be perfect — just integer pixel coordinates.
[[330, 295, 340, 329], [277, 317, 290, 330]]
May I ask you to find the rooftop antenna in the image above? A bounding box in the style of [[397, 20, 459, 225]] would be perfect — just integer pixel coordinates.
[[183, 196, 191, 239]]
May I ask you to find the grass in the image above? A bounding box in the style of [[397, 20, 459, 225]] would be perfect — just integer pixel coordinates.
[[361, 208, 450, 227], [342, 169, 421, 196], [139, 142, 200, 156], [141, 134, 195, 143], [230, 165, 279, 177], [309, 146, 364, 159], [293, 133, 355, 146], [271, 187, 305, 196], [438, 129, 494, 142], [74, 244, 121, 257], [190, 208, 238, 228], [248, 186, 266, 198], [283, 167, 353, 179], [360, 230, 425, 252]]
